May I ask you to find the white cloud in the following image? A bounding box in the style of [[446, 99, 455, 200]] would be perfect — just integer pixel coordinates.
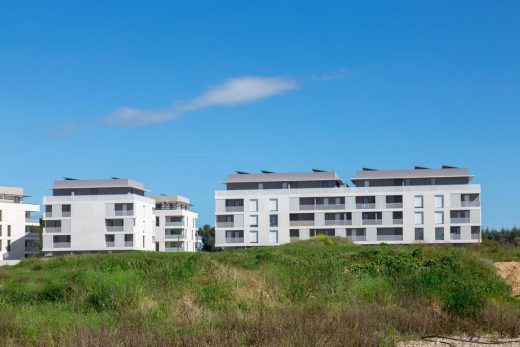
[[49, 122, 79, 138], [105, 76, 298, 127]]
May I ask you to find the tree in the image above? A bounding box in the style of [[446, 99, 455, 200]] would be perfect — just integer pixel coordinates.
[[197, 224, 216, 251]]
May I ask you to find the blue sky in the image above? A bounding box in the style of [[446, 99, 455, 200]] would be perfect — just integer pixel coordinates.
[[1, 1, 519, 228]]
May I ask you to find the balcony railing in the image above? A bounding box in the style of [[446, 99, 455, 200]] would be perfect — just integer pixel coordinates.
[[377, 235, 403, 241], [165, 234, 184, 239], [165, 247, 184, 252], [356, 203, 375, 209], [125, 241, 134, 247], [392, 219, 403, 225], [45, 212, 52, 218], [45, 227, 62, 233], [450, 233, 461, 240], [461, 201, 480, 207], [450, 218, 470, 224], [324, 220, 352, 226], [289, 220, 315, 227], [386, 203, 403, 209], [115, 210, 133, 216], [225, 206, 244, 212], [301, 204, 345, 211], [471, 233, 480, 240], [347, 235, 367, 241], [226, 237, 244, 243], [216, 222, 234, 228], [25, 246, 39, 252], [165, 221, 184, 227], [106, 241, 115, 247], [106, 226, 124, 232], [25, 218, 40, 224], [25, 232, 40, 239], [53, 242, 70, 248], [61, 212, 71, 217], [362, 219, 382, 225]]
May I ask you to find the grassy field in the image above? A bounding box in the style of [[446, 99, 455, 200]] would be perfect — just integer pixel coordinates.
[[1, 238, 519, 346]]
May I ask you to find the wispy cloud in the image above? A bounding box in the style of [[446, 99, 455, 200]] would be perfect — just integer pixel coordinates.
[[105, 76, 298, 127], [312, 67, 352, 81], [49, 122, 79, 138]]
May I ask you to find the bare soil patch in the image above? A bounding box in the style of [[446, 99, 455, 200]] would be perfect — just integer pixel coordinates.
[[496, 262, 520, 296]]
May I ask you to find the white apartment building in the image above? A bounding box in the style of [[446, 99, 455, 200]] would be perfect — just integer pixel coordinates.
[[0, 185, 40, 265], [214, 167, 481, 247], [152, 195, 200, 252], [42, 178, 156, 255]]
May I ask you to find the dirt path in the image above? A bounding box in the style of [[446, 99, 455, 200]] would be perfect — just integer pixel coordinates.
[[399, 336, 520, 346], [495, 261, 520, 297]]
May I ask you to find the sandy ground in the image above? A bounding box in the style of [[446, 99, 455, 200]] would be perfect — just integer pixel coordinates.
[[495, 261, 520, 297], [399, 336, 520, 346]]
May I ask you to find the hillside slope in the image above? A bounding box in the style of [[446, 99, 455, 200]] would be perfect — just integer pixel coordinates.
[[1, 238, 519, 346]]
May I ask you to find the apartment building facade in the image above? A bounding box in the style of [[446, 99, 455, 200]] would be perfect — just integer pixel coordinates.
[[0, 186, 40, 265], [42, 178, 156, 255], [214, 167, 481, 247], [152, 195, 200, 252]]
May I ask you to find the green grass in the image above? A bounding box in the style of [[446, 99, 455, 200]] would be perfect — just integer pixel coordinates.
[[0, 238, 519, 346]]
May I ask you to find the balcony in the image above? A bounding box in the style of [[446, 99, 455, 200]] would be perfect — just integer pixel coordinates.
[[289, 220, 315, 227], [225, 237, 244, 243], [53, 242, 71, 248], [25, 232, 40, 240], [165, 234, 184, 239], [106, 226, 124, 232], [165, 247, 184, 252], [356, 203, 375, 209], [392, 219, 403, 225], [302, 204, 345, 210], [115, 210, 133, 216], [362, 219, 382, 225], [471, 233, 480, 240], [125, 241, 134, 247], [386, 203, 403, 209], [450, 218, 470, 224], [461, 200, 480, 207], [216, 221, 234, 228], [165, 221, 184, 227], [45, 227, 62, 233], [324, 220, 352, 226], [61, 211, 71, 217], [450, 233, 461, 240], [225, 206, 244, 212], [25, 218, 40, 224], [377, 235, 404, 241], [25, 246, 40, 253], [106, 241, 115, 247]]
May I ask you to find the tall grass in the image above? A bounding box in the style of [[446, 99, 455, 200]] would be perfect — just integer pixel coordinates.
[[0, 238, 519, 346]]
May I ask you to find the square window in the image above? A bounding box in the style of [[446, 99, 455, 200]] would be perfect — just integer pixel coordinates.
[[435, 212, 444, 224], [269, 230, 278, 243], [250, 230, 258, 243], [250, 215, 258, 227], [415, 228, 424, 240], [269, 199, 278, 211], [435, 227, 444, 241], [435, 195, 444, 208], [414, 212, 424, 225], [414, 196, 423, 208]]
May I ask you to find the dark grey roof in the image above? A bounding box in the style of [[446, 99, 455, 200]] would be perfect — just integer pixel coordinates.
[[351, 168, 473, 181], [225, 171, 345, 185], [53, 178, 147, 191]]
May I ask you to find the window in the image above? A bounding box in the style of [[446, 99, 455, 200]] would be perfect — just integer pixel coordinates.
[[269, 199, 278, 211], [434, 195, 444, 208], [435, 227, 444, 240], [404, 179, 411, 186], [105, 234, 115, 246], [414, 212, 424, 225], [7, 225, 11, 237], [124, 234, 133, 245], [290, 229, 300, 238], [249, 199, 258, 212], [269, 214, 278, 227], [143, 235, 145, 248], [250, 215, 258, 227], [415, 228, 424, 240], [282, 182, 289, 189], [226, 230, 244, 243], [155, 216, 160, 227], [363, 180, 369, 187], [431, 178, 436, 185], [321, 181, 329, 188], [310, 229, 335, 237], [249, 230, 258, 243], [62, 204, 71, 216], [435, 212, 444, 224], [269, 230, 278, 243], [414, 195, 423, 208], [7, 240, 11, 251]]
